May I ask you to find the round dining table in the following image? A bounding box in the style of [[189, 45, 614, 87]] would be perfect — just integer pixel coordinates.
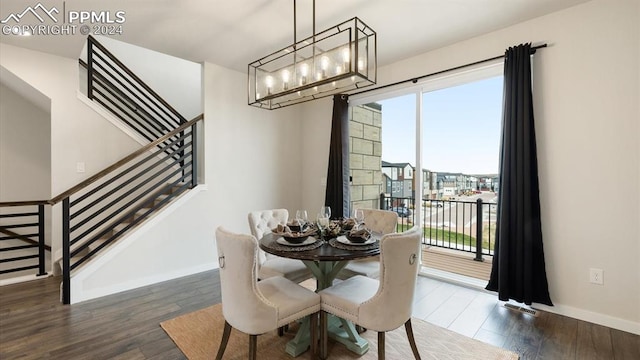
[[259, 232, 381, 357]]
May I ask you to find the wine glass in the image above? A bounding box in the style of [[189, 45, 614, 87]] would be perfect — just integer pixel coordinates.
[[316, 213, 330, 238], [321, 206, 331, 219], [295, 210, 308, 227], [353, 208, 365, 228]]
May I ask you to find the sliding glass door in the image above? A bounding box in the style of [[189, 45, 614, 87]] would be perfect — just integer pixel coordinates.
[[348, 62, 503, 254]]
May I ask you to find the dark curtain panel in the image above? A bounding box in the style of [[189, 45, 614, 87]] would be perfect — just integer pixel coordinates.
[[486, 43, 553, 306], [324, 94, 350, 219]]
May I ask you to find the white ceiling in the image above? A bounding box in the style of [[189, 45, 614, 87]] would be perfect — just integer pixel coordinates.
[[1, 0, 590, 72]]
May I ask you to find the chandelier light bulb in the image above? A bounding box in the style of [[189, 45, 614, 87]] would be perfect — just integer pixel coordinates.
[[342, 47, 351, 73], [265, 75, 274, 95], [321, 56, 330, 70], [342, 48, 350, 63], [320, 56, 330, 78], [358, 58, 365, 71], [300, 63, 309, 85], [282, 70, 290, 90]]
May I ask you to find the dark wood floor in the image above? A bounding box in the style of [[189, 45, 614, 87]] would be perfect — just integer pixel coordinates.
[[1, 271, 638, 360]]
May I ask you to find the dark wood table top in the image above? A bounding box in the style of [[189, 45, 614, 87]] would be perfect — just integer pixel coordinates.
[[259, 233, 380, 262]]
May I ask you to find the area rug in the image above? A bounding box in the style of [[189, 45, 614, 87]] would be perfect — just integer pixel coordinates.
[[160, 303, 518, 359]]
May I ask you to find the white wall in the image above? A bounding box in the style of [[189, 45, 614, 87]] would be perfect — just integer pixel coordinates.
[[0, 82, 50, 201], [0, 44, 142, 196], [0, 43, 144, 266], [81, 36, 203, 120], [301, 0, 640, 333], [203, 62, 302, 232], [70, 62, 305, 302]]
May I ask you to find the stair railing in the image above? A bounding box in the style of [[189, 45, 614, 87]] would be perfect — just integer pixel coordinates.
[[49, 114, 202, 304], [0, 201, 49, 277], [81, 35, 187, 163]]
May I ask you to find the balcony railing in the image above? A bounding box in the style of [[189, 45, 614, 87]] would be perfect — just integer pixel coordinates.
[[380, 194, 497, 261]]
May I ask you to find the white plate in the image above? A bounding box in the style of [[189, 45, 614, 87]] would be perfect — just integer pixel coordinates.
[[336, 235, 376, 246], [276, 236, 317, 247]]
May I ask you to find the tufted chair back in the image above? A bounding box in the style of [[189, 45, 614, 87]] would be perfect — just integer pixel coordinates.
[[361, 208, 398, 235], [359, 226, 421, 331], [215, 227, 278, 334], [248, 209, 289, 263]]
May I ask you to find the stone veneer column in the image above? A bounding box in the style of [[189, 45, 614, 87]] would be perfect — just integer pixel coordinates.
[[349, 103, 382, 212]]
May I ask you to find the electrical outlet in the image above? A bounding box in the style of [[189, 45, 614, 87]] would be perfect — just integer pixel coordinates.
[[589, 268, 603, 285], [76, 162, 85, 173]]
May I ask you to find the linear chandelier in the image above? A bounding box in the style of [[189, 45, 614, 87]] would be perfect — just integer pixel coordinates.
[[248, 0, 377, 110]]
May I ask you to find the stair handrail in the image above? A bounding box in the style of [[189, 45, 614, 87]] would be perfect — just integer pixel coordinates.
[[0, 200, 49, 207], [49, 113, 203, 206], [85, 35, 187, 125]]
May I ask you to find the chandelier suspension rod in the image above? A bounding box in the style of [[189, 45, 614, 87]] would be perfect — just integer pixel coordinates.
[[293, 1, 317, 67]]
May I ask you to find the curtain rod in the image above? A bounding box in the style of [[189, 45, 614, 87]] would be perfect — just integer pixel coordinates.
[[348, 43, 547, 97]]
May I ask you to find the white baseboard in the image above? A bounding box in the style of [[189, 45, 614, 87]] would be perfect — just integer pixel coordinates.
[[0, 273, 52, 287], [533, 303, 640, 335], [420, 267, 640, 335]]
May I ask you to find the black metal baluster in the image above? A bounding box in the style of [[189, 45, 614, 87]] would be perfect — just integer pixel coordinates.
[[62, 198, 71, 304], [474, 198, 483, 262], [37, 204, 47, 276], [87, 40, 94, 100], [191, 124, 198, 188]]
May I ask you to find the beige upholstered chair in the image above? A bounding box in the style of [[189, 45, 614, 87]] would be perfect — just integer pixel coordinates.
[[338, 208, 399, 279], [319, 226, 422, 360], [214, 227, 320, 360], [248, 209, 313, 283]]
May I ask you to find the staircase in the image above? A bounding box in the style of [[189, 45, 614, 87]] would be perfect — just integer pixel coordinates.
[[52, 183, 185, 270], [0, 35, 204, 304]]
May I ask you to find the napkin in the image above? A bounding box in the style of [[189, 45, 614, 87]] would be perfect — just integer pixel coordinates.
[[273, 224, 315, 236], [342, 218, 357, 228], [273, 224, 291, 235], [349, 227, 371, 240]]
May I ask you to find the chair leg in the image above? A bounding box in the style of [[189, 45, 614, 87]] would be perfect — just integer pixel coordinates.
[[249, 334, 257, 360], [320, 311, 328, 360], [356, 325, 367, 333], [378, 331, 386, 360], [215, 321, 232, 360], [405, 319, 422, 360], [310, 312, 318, 357], [277, 322, 290, 336]]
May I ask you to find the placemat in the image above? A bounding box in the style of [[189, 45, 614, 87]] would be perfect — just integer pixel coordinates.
[[264, 237, 323, 252], [329, 237, 379, 251]]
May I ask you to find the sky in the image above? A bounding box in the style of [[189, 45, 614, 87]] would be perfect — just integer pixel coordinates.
[[379, 75, 503, 175]]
